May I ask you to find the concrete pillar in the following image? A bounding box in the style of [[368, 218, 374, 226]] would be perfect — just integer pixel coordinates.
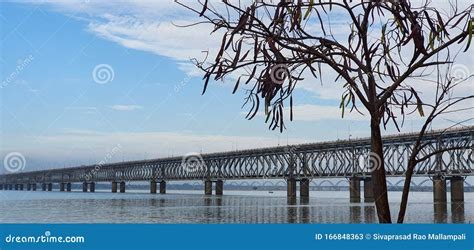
[[89, 182, 95, 192], [433, 176, 447, 203], [363, 177, 374, 202], [349, 177, 361, 203], [47, 183, 52, 191], [150, 180, 157, 194], [215, 180, 223, 195], [119, 181, 126, 193], [0, 184, 3, 190], [60, 183, 65, 192], [32, 183, 37, 191], [204, 180, 212, 195], [111, 182, 118, 193], [42, 183, 47, 191], [66, 183, 71, 192], [9, 184, 13, 190], [159, 181, 166, 194], [14, 184, 18, 190], [27, 184, 31, 191], [450, 176, 464, 203], [287, 178, 296, 199], [300, 178, 310, 198], [82, 182, 88, 192]]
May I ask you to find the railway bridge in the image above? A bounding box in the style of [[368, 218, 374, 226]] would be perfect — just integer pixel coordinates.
[[1, 127, 472, 204]]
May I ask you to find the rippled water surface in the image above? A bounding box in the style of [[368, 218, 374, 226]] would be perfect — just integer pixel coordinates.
[[0, 190, 471, 223]]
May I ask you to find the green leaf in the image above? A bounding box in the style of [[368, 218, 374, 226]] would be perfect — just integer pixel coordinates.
[[303, 0, 314, 20], [464, 19, 473, 52]]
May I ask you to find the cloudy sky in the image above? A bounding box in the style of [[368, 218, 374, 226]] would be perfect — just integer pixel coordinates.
[[1, 0, 472, 172]]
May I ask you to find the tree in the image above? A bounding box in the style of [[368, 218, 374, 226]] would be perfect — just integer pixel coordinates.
[[177, 0, 474, 223]]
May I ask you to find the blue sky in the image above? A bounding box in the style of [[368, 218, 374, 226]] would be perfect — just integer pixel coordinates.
[[0, 1, 472, 172]]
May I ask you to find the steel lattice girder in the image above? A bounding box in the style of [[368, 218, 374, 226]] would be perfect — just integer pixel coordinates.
[[1, 127, 472, 184]]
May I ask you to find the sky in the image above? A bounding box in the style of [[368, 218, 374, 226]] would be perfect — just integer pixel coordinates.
[[0, 0, 472, 172]]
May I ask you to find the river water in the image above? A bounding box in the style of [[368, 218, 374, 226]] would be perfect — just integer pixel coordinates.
[[0, 190, 471, 223]]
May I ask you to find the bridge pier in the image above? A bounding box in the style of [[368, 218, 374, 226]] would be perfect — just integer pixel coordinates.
[[89, 182, 95, 192], [215, 180, 223, 196], [287, 178, 296, 199], [433, 176, 447, 203], [300, 178, 310, 199], [150, 180, 157, 194], [111, 182, 118, 193], [82, 182, 88, 192], [66, 183, 71, 192], [120, 181, 126, 193], [60, 183, 65, 192], [32, 183, 37, 191], [363, 177, 374, 202], [20, 184, 24, 190], [349, 177, 361, 203], [47, 183, 52, 191], [27, 184, 31, 191], [160, 181, 166, 194], [42, 183, 47, 191], [450, 176, 464, 203], [204, 180, 212, 195]]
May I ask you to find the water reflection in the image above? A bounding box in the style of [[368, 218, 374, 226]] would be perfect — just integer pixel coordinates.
[[363, 205, 376, 223], [350, 206, 361, 224], [0, 191, 471, 223], [433, 202, 448, 223], [451, 202, 465, 224]]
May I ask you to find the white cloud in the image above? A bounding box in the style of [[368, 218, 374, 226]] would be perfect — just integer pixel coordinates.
[[109, 104, 143, 111]]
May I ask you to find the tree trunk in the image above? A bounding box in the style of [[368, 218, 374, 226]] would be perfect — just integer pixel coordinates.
[[397, 158, 416, 223], [370, 118, 392, 223]]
